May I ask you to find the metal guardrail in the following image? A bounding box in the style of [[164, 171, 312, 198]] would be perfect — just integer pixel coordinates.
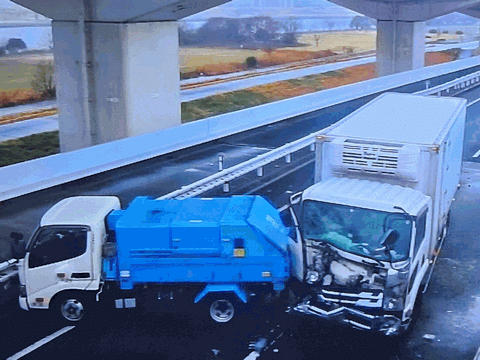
[[160, 69, 480, 201], [0, 259, 18, 292], [414, 70, 480, 96]]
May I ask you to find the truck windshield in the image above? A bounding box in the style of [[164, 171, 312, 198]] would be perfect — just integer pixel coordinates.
[[302, 201, 412, 262]]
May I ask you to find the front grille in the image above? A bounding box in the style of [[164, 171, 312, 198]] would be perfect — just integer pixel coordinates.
[[318, 288, 384, 309]]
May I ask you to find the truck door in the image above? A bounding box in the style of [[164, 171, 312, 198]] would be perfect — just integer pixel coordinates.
[[24, 226, 92, 301], [283, 208, 304, 281], [404, 206, 432, 317]]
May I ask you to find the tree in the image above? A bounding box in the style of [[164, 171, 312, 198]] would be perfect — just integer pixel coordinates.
[[245, 56, 257, 68], [350, 16, 373, 30], [281, 19, 300, 45], [6, 38, 26, 53], [314, 34, 321, 47], [31, 61, 55, 98]]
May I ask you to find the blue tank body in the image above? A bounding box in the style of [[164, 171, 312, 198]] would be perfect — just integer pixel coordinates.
[[103, 196, 290, 292]]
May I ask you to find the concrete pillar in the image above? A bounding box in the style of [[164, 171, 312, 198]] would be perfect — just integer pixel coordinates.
[[52, 21, 181, 152], [376, 20, 425, 77]]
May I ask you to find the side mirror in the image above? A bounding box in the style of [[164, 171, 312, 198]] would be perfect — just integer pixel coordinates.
[[10, 232, 26, 259], [382, 229, 400, 248], [290, 191, 303, 205]]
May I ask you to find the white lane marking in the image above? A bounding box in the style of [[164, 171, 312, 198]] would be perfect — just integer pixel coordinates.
[[279, 204, 289, 212], [474, 342, 480, 360], [243, 351, 260, 360], [7, 326, 75, 360], [473, 149, 480, 158]]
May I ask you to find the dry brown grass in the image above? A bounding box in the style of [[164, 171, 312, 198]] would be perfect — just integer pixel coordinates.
[[248, 49, 458, 101], [0, 89, 44, 108], [181, 48, 338, 78], [0, 108, 57, 125]]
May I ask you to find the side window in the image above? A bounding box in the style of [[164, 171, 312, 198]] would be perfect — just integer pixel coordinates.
[[29, 227, 88, 268], [414, 210, 427, 257]]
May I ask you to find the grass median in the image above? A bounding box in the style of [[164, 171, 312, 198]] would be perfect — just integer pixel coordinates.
[[0, 131, 59, 167]]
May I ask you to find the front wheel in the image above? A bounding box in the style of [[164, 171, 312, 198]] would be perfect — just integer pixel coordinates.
[[52, 293, 92, 324]]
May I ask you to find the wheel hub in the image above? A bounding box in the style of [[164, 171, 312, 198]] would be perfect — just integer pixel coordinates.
[[61, 299, 84, 321], [210, 299, 234, 323]]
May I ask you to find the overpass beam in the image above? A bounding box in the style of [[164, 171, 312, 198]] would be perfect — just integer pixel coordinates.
[[52, 21, 181, 152], [376, 20, 425, 77]]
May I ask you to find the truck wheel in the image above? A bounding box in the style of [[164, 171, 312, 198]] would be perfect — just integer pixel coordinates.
[[206, 294, 241, 324], [52, 293, 92, 323]]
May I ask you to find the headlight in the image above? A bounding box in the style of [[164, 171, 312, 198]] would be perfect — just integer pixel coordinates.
[[307, 270, 320, 284], [383, 266, 409, 311]]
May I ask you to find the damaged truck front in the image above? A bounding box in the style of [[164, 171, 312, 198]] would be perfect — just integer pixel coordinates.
[[290, 93, 466, 335]]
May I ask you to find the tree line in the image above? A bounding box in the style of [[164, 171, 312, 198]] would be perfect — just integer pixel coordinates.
[[179, 17, 300, 48]]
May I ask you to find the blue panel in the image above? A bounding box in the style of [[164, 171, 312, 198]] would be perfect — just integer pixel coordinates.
[[194, 284, 248, 304], [247, 196, 289, 254]]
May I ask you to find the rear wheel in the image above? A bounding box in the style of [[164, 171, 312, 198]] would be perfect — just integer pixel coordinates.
[[205, 294, 242, 324]]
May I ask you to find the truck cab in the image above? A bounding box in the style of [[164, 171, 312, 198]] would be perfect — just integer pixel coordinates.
[[291, 177, 433, 335], [18, 196, 121, 314]]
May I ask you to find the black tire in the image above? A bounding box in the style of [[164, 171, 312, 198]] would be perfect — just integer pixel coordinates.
[[205, 293, 242, 325], [51, 292, 93, 324]]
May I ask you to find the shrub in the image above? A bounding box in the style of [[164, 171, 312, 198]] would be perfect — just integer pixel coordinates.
[[31, 62, 56, 99], [245, 56, 257, 69]]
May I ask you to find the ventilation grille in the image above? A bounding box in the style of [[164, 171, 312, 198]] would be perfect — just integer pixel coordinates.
[[342, 143, 399, 175]]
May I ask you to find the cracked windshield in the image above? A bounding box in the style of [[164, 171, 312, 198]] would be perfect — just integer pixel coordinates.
[[302, 200, 412, 261]]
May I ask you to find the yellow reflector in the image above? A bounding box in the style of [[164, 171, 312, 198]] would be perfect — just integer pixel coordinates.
[[234, 248, 245, 257], [262, 271, 272, 278], [35, 298, 44, 303]]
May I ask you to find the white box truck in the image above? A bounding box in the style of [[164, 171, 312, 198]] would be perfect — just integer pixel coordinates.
[[289, 92, 466, 335]]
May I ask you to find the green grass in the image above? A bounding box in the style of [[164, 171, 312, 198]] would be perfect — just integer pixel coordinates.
[[0, 131, 59, 167], [181, 90, 271, 123], [0, 62, 38, 90]]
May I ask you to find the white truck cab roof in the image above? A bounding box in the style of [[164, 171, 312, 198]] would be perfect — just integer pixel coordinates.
[[302, 177, 430, 216], [40, 196, 120, 227]]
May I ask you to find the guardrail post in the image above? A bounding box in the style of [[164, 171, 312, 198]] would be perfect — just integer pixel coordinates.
[[310, 143, 315, 152], [425, 80, 430, 89], [218, 154, 224, 171], [285, 154, 292, 164], [257, 167, 263, 177], [223, 182, 230, 193]]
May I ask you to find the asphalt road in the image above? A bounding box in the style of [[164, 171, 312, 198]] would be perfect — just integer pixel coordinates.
[[1, 86, 480, 360]]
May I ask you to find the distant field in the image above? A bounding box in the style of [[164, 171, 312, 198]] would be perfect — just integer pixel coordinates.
[[0, 53, 53, 91], [293, 31, 377, 52], [179, 31, 377, 72]]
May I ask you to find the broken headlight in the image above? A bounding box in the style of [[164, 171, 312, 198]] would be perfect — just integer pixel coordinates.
[[383, 264, 409, 311], [307, 270, 320, 284]]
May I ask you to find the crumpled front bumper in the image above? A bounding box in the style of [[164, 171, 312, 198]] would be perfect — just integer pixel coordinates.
[[292, 296, 403, 336]]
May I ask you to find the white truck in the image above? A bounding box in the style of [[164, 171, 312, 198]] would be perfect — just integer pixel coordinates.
[[289, 92, 466, 335]]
